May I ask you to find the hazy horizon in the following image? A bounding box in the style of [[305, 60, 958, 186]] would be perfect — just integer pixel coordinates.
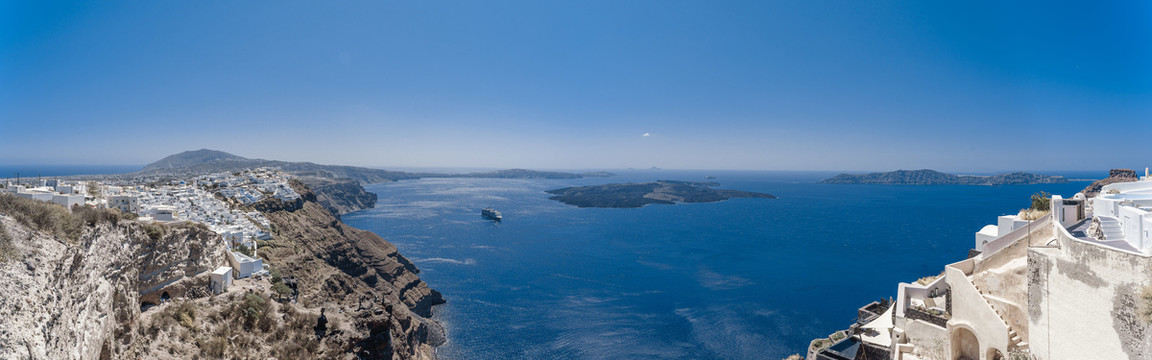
[[3, 2, 1149, 171]]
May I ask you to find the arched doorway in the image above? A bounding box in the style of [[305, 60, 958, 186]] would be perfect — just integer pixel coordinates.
[[988, 348, 1004, 360], [951, 327, 980, 360]]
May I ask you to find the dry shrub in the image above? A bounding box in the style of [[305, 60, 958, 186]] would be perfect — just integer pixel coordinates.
[[1017, 208, 1049, 221], [174, 301, 197, 330], [0, 193, 84, 241], [73, 206, 124, 226], [200, 336, 228, 358], [277, 342, 312, 360], [142, 222, 167, 241], [0, 221, 14, 262]]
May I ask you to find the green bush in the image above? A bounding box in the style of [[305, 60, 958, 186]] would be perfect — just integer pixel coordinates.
[[239, 292, 271, 330], [143, 222, 167, 241], [268, 267, 283, 284], [1031, 191, 1051, 211], [829, 331, 846, 342], [272, 282, 292, 298], [235, 243, 254, 257]]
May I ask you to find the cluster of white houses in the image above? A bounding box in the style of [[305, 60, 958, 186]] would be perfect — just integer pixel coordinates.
[[0, 179, 86, 210], [812, 169, 1152, 360], [0, 170, 293, 295]]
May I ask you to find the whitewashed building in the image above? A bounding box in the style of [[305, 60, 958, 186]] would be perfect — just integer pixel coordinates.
[[209, 267, 234, 294]]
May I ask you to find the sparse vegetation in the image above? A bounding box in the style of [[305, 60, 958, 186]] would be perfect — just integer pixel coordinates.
[[74, 205, 127, 226], [0, 221, 14, 262], [1018, 208, 1049, 221], [200, 335, 227, 358], [0, 193, 85, 241], [239, 292, 272, 330], [1008, 348, 1036, 360], [143, 222, 167, 241], [235, 243, 254, 257], [174, 301, 197, 330], [1141, 285, 1152, 323], [809, 330, 847, 353]]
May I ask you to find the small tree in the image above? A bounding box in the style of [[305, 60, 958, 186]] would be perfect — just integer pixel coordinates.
[[1031, 191, 1051, 211], [86, 182, 101, 198], [235, 243, 254, 257]]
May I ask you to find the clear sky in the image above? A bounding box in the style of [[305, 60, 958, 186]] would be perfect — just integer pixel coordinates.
[[2, 1, 1149, 171]]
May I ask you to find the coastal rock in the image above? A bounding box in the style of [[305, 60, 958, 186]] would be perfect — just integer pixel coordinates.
[[296, 176, 378, 215], [1080, 169, 1139, 198], [261, 182, 445, 357]]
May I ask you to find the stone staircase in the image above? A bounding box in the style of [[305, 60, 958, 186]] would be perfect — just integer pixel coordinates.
[[970, 280, 1029, 351], [1098, 216, 1125, 241]]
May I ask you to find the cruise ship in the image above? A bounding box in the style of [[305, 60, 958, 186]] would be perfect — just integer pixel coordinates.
[[481, 208, 503, 221]]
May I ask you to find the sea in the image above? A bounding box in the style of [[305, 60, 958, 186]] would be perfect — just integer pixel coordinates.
[[342, 170, 1100, 360], [0, 165, 142, 179]]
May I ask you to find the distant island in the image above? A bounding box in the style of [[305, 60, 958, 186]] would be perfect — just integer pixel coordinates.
[[546, 180, 776, 208], [820, 169, 1069, 185]]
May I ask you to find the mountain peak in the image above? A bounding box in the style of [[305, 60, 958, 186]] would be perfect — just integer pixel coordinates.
[[142, 149, 249, 171]]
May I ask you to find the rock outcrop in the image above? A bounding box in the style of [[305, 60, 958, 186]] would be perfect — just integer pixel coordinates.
[[296, 176, 379, 216], [1080, 169, 1139, 198], [258, 182, 445, 358]]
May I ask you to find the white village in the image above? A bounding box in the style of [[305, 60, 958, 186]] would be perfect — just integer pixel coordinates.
[[1, 168, 301, 292]]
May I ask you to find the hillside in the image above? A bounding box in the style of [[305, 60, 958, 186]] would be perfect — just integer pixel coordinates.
[[821, 169, 1068, 185], [0, 184, 443, 359], [141, 149, 424, 185]]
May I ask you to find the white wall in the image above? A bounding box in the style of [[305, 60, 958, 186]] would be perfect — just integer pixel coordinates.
[[1119, 206, 1150, 252], [1028, 224, 1152, 360], [976, 225, 998, 252]]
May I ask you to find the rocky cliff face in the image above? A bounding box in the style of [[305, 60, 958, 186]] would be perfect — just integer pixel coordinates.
[[258, 184, 446, 358], [0, 185, 444, 359], [0, 213, 228, 359], [296, 177, 379, 215]]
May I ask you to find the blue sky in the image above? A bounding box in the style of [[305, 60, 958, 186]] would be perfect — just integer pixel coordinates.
[[2, 1, 1149, 171]]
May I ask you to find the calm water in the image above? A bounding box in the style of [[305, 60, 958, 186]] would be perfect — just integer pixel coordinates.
[[0, 165, 142, 178], [343, 170, 1096, 359]]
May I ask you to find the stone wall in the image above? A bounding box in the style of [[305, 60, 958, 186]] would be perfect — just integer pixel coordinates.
[[1027, 224, 1152, 360]]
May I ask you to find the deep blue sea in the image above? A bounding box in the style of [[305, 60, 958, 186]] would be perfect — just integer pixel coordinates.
[[344, 170, 1096, 360], [0, 165, 142, 178]]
